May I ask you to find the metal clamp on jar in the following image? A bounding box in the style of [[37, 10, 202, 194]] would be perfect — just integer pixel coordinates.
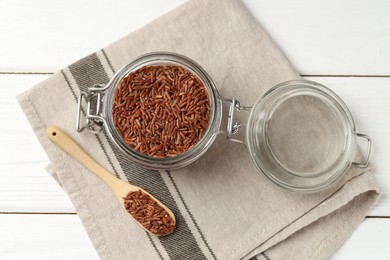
[[76, 52, 371, 193]]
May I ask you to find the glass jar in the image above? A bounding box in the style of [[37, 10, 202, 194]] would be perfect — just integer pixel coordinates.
[[76, 52, 371, 192], [77, 52, 222, 170], [246, 80, 371, 192]]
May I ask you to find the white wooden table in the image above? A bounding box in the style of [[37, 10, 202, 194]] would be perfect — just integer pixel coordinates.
[[1, 0, 389, 259]]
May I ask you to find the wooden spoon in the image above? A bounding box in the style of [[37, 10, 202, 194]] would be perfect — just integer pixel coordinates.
[[46, 125, 176, 236]]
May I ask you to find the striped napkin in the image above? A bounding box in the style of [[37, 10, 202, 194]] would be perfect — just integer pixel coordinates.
[[18, 0, 379, 259]]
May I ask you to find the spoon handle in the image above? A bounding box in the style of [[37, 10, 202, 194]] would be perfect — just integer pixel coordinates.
[[46, 125, 120, 188]]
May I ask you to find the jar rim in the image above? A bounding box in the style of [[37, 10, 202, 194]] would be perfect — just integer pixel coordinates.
[[246, 79, 357, 192], [102, 52, 222, 170]]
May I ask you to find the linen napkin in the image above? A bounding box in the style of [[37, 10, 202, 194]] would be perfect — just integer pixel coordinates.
[[18, 0, 379, 259]]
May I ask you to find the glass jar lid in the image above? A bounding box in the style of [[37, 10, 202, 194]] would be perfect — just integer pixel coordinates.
[[246, 80, 357, 192]]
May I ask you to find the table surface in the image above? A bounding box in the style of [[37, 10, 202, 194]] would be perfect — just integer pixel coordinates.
[[1, 0, 389, 259]]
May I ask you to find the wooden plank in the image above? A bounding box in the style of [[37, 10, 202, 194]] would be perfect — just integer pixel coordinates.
[[243, 0, 390, 76], [0, 0, 185, 73], [0, 74, 75, 213], [1, 75, 389, 215], [0, 214, 387, 259], [0, 214, 99, 259], [332, 218, 390, 259], [0, 0, 389, 74]]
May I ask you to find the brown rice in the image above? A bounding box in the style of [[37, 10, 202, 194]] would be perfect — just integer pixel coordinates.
[[112, 65, 211, 158]]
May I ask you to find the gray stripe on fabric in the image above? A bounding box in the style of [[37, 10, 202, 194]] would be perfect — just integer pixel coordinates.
[[61, 70, 78, 100], [146, 233, 164, 260], [68, 53, 207, 260], [62, 68, 120, 179], [261, 252, 271, 260], [68, 53, 110, 93], [95, 134, 120, 178], [101, 48, 116, 74], [105, 133, 207, 260], [167, 172, 217, 260]]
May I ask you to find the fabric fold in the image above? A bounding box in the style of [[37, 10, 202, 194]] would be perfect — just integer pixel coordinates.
[[18, 0, 379, 259]]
